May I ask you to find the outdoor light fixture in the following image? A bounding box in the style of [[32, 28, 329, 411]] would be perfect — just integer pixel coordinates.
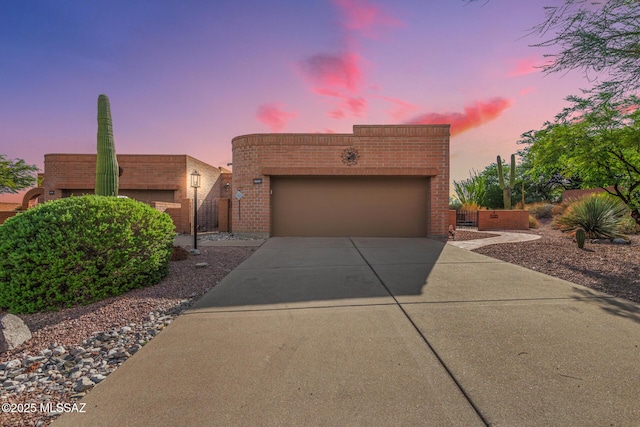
[[224, 182, 231, 191], [190, 170, 201, 250], [190, 169, 201, 189]]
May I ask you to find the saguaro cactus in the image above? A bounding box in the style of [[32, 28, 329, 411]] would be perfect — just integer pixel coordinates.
[[95, 94, 119, 196], [497, 154, 515, 210]]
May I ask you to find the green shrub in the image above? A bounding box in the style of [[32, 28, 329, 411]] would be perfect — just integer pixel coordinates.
[[555, 194, 629, 239], [0, 196, 175, 313]]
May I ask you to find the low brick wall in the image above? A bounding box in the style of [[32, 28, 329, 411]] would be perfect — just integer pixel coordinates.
[[448, 210, 457, 230], [562, 187, 613, 202], [478, 210, 529, 231], [0, 211, 18, 225]]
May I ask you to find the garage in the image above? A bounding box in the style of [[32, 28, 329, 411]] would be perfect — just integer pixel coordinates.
[[271, 176, 430, 237]]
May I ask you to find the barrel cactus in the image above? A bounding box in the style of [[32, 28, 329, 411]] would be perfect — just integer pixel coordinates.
[[95, 94, 119, 196], [575, 228, 586, 249]]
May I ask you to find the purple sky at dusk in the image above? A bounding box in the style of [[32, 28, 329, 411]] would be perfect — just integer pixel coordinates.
[[1, 0, 592, 203]]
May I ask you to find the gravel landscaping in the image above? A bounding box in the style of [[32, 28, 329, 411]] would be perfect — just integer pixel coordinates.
[[0, 246, 256, 427], [470, 220, 640, 304]]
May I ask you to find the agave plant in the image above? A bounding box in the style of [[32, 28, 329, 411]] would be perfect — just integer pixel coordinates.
[[555, 193, 629, 239]]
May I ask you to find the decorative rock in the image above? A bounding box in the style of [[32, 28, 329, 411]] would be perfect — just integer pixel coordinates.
[[190, 248, 201, 255], [90, 374, 106, 383], [23, 355, 46, 367], [52, 345, 66, 356], [0, 313, 32, 352], [1, 359, 22, 370], [74, 377, 96, 392], [612, 238, 628, 244], [195, 262, 209, 268]]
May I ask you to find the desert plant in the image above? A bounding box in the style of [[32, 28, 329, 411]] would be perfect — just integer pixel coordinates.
[[551, 201, 571, 217], [617, 215, 640, 234], [527, 203, 555, 219], [453, 170, 486, 207], [529, 215, 540, 229], [497, 154, 516, 209], [0, 196, 175, 313], [555, 194, 629, 239], [575, 228, 586, 248], [95, 94, 119, 196]]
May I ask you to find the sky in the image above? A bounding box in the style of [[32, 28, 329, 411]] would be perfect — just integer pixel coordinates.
[[0, 0, 594, 203]]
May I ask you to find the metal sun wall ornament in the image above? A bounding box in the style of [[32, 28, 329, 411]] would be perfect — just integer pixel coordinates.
[[341, 147, 360, 166]]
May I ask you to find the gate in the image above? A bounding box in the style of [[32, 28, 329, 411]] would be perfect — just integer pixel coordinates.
[[196, 199, 216, 232], [456, 209, 478, 229]]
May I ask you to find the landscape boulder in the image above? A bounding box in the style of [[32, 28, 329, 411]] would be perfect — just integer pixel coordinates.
[[0, 314, 32, 352]]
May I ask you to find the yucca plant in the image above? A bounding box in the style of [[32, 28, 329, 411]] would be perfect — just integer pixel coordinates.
[[555, 193, 629, 239]]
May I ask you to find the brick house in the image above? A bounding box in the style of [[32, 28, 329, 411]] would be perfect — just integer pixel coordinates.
[[43, 154, 231, 234], [231, 124, 450, 238]]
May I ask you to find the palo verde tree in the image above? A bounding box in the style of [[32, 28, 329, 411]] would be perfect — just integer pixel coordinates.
[[0, 155, 38, 194], [95, 94, 119, 196], [465, 0, 640, 97], [523, 91, 640, 223]]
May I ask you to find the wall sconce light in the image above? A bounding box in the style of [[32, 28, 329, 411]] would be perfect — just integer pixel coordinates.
[[49, 190, 55, 195], [253, 178, 263, 184], [224, 182, 231, 191]]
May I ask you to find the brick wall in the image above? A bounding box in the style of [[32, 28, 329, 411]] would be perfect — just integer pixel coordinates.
[[562, 187, 614, 202], [43, 154, 223, 234], [218, 198, 230, 232], [0, 211, 18, 225], [448, 210, 457, 230], [231, 124, 450, 237], [478, 210, 529, 231]]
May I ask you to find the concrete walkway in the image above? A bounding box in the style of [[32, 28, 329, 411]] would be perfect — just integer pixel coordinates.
[[54, 237, 640, 426], [448, 231, 541, 250]]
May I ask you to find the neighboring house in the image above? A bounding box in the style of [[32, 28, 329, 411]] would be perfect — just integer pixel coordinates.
[[230, 124, 451, 238], [0, 189, 44, 225], [43, 154, 231, 234]]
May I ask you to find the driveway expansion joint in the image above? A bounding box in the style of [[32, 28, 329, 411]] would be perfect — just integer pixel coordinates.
[[348, 237, 491, 427]]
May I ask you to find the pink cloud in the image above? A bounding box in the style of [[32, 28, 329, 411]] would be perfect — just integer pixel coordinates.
[[329, 109, 346, 119], [508, 57, 541, 77], [301, 52, 362, 93], [407, 98, 513, 136], [256, 103, 297, 132], [373, 95, 419, 120], [520, 86, 536, 96], [332, 0, 402, 38], [314, 88, 367, 118]]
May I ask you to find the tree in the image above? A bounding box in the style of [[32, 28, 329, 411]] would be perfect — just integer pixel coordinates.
[[0, 155, 38, 194], [523, 91, 640, 222], [465, 0, 640, 97]]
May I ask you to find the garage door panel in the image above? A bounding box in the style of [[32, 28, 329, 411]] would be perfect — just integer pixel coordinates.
[[271, 177, 429, 237]]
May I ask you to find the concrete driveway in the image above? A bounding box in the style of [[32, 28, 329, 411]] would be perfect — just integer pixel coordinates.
[[54, 237, 640, 426]]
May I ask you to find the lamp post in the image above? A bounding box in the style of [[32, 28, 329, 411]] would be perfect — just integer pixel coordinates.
[[190, 170, 201, 250]]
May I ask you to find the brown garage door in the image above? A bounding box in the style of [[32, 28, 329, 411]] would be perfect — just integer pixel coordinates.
[[271, 176, 430, 237]]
